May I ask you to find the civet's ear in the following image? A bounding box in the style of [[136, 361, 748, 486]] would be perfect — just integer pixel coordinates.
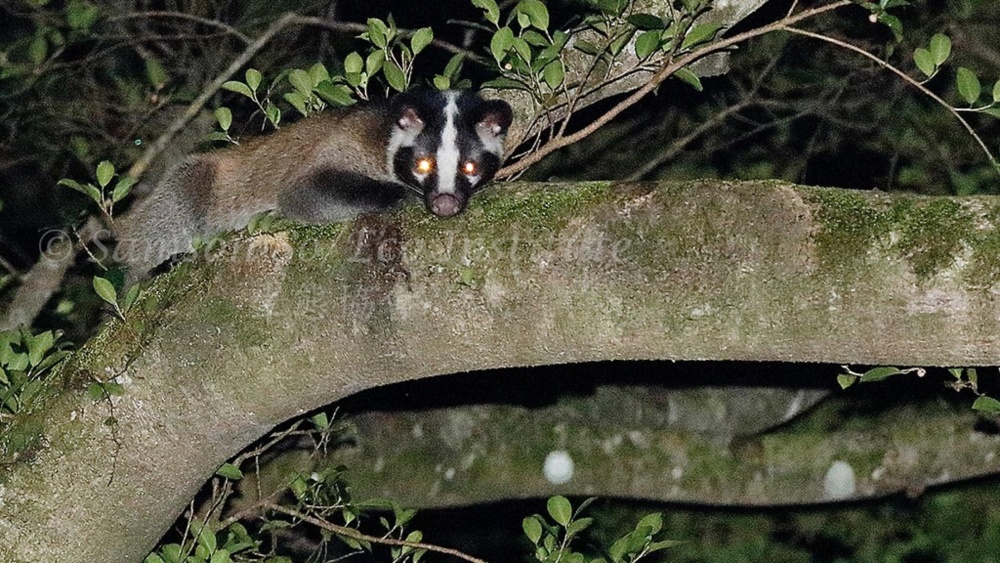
[[475, 99, 513, 139], [390, 92, 427, 135]]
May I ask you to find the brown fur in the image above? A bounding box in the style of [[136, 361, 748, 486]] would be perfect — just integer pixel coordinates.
[[115, 106, 393, 279]]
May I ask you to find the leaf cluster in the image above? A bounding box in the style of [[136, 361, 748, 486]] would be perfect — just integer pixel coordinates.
[[57, 160, 136, 220], [0, 328, 68, 419], [214, 18, 437, 143], [524, 496, 680, 563], [144, 522, 277, 563]]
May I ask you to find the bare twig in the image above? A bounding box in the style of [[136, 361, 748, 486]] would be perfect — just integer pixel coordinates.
[[263, 503, 490, 563], [0, 217, 105, 331], [625, 98, 754, 180], [108, 11, 253, 44], [127, 12, 300, 179], [782, 26, 1000, 175], [496, 0, 853, 179]]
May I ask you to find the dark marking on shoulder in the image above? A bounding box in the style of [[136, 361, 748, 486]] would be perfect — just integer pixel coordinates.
[[279, 168, 409, 223]]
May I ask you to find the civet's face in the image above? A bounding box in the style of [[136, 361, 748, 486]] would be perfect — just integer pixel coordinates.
[[389, 90, 513, 217]]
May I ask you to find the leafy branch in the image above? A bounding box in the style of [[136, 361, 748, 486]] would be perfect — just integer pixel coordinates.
[[263, 502, 486, 563], [496, 0, 852, 178], [782, 26, 1000, 176]]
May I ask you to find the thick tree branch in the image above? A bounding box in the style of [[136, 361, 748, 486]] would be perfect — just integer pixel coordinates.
[[3, 181, 1000, 561]]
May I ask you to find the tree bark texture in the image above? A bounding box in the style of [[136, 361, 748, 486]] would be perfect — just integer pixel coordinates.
[[2, 180, 1000, 562]]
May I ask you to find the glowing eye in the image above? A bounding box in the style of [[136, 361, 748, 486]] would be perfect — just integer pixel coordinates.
[[463, 161, 477, 175], [416, 158, 433, 174]]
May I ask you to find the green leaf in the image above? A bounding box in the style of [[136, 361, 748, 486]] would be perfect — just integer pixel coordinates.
[[593, 0, 628, 16], [522, 516, 543, 544], [574, 39, 600, 56], [103, 381, 125, 396], [245, 68, 262, 91], [29, 34, 47, 65], [288, 69, 314, 97], [566, 516, 593, 536], [983, 107, 1000, 119], [216, 463, 244, 480], [912, 48, 935, 78], [836, 374, 856, 389], [204, 132, 233, 143], [382, 60, 406, 92], [66, 1, 100, 31], [0, 367, 8, 386], [314, 81, 354, 107], [929, 33, 951, 66], [310, 412, 329, 429], [144, 57, 168, 87], [547, 495, 572, 526], [265, 104, 281, 127], [993, 80, 1000, 104], [973, 396, 1000, 414], [472, 0, 500, 25], [288, 476, 308, 499], [681, 23, 723, 50], [58, 179, 102, 205], [957, 67, 982, 105], [648, 539, 685, 551], [122, 284, 141, 313], [673, 67, 703, 91], [491, 26, 515, 64], [96, 160, 114, 188], [367, 18, 389, 49], [111, 176, 136, 203], [859, 366, 902, 383], [93, 276, 118, 309], [512, 37, 531, 65], [542, 60, 564, 89], [221, 80, 254, 100], [366, 50, 385, 76], [878, 13, 904, 42], [214, 107, 232, 131], [410, 27, 433, 56], [86, 382, 106, 401], [517, 0, 549, 31], [516, 11, 531, 30], [344, 52, 364, 74], [635, 30, 661, 59], [628, 13, 664, 30], [26, 331, 54, 367], [308, 62, 330, 85], [521, 29, 549, 47], [608, 29, 636, 56], [637, 512, 663, 534], [480, 76, 531, 91], [197, 525, 217, 553], [433, 75, 450, 90], [283, 92, 308, 116], [442, 53, 464, 79], [209, 549, 232, 563]]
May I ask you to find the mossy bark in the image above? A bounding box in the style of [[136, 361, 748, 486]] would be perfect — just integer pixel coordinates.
[[2, 180, 1000, 562]]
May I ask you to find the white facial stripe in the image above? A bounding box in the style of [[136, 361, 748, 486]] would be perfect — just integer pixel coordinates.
[[388, 127, 416, 179], [435, 92, 461, 194]]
